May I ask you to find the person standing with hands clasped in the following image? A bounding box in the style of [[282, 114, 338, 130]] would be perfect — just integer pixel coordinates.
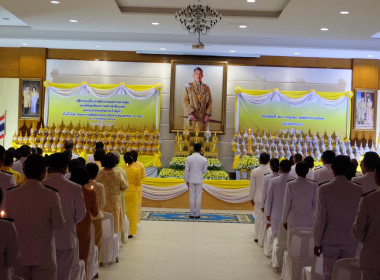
[[184, 143, 208, 219]]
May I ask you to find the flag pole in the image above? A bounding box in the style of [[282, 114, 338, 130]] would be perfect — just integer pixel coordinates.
[[3, 110, 6, 147]]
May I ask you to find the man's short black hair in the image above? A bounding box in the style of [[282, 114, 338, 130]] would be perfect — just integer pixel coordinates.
[[70, 166, 89, 186], [36, 148, 43, 155], [0, 145, 7, 162], [194, 143, 202, 153], [94, 148, 106, 162], [362, 151, 379, 172], [19, 145, 31, 158], [194, 67, 203, 74], [124, 152, 134, 165], [101, 153, 117, 169], [77, 157, 86, 167], [3, 150, 14, 166], [332, 155, 351, 175], [48, 153, 68, 170], [296, 162, 309, 177], [31, 148, 37, 155], [131, 150, 138, 162], [259, 153, 270, 165], [86, 163, 99, 180], [280, 159, 292, 173], [24, 154, 46, 180], [95, 142, 104, 149], [346, 159, 359, 181], [294, 153, 303, 163], [289, 155, 294, 166], [68, 159, 81, 172], [270, 158, 280, 173], [304, 156, 314, 169], [322, 150, 335, 164], [64, 140, 74, 150]]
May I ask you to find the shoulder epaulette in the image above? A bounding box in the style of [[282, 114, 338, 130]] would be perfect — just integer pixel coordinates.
[[362, 190, 375, 197], [0, 170, 13, 175], [44, 185, 59, 193], [308, 179, 317, 182], [185, 83, 191, 88], [318, 181, 329, 186], [7, 186, 19, 191], [264, 173, 270, 176], [314, 166, 322, 169], [0, 217, 14, 222], [287, 179, 295, 183], [352, 181, 361, 185]]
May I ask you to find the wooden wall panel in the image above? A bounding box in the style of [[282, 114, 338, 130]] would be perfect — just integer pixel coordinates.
[[19, 48, 46, 78], [47, 49, 352, 69], [351, 59, 379, 144], [0, 48, 19, 77]]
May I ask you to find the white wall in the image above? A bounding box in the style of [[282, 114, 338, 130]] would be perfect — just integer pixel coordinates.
[[46, 60, 352, 172], [0, 78, 19, 148]]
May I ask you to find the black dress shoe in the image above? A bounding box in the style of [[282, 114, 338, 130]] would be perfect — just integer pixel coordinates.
[[189, 215, 195, 219], [254, 239, 258, 243], [128, 235, 133, 238], [195, 216, 201, 219]]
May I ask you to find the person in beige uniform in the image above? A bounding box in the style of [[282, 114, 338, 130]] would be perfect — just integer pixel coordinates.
[[352, 151, 379, 195], [182, 67, 212, 131], [352, 158, 380, 280], [23, 86, 31, 114], [4, 154, 65, 280]]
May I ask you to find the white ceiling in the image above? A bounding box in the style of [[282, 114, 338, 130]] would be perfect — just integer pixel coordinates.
[[1, 0, 380, 59]]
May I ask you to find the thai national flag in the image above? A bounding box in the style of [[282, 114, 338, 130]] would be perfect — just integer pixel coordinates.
[[0, 115, 5, 140]]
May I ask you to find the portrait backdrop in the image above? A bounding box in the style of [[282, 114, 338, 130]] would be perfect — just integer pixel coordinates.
[[353, 89, 376, 131], [170, 60, 227, 133], [20, 78, 42, 119]]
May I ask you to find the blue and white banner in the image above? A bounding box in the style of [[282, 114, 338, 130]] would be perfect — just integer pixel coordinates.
[[0, 115, 5, 140]]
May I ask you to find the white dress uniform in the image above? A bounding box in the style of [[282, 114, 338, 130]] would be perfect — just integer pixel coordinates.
[[249, 164, 271, 243], [87, 154, 95, 163], [0, 218, 20, 280], [262, 172, 279, 213], [352, 172, 378, 195], [282, 176, 317, 231], [306, 168, 314, 180], [312, 164, 334, 186], [43, 173, 86, 280], [0, 171, 16, 208], [11, 157, 27, 179], [289, 165, 296, 178], [352, 189, 380, 280], [314, 176, 362, 280], [4, 179, 65, 280], [184, 152, 208, 217], [264, 172, 294, 238]]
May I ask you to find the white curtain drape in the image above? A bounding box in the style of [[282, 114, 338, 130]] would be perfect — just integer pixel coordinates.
[[142, 183, 250, 203]]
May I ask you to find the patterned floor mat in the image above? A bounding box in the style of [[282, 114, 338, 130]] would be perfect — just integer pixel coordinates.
[[141, 211, 255, 224]]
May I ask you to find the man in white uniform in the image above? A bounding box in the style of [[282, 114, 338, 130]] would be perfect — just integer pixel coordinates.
[[314, 155, 362, 280], [4, 155, 65, 280], [87, 142, 104, 163], [289, 153, 302, 178], [282, 161, 317, 232], [0, 146, 16, 208], [64, 141, 79, 160], [43, 153, 86, 280], [352, 151, 379, 194], [312, 150, 335, 186], [12, 145, 31, 179], [184, 143, 208, 218], [249, 153, 271, 244], [304, 156, 315, 180], [352, 158, 380, 280]]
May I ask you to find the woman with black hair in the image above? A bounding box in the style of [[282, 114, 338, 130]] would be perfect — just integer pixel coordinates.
[[70, 166, 98, 279], [123, 152, 141, 238]]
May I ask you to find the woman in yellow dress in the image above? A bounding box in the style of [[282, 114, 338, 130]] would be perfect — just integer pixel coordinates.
[[123, 152, 141, 238]]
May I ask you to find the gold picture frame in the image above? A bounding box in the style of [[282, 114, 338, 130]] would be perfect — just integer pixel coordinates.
[[169, 60, 227, 134], [19, 78, 43, 120], [353, 88, 377, 131]]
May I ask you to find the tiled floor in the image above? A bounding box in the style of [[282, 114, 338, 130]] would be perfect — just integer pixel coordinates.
[[99, 209, 279, 280]]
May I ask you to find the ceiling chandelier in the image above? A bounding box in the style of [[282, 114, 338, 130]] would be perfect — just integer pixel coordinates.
[[175, 0, 222, 49]]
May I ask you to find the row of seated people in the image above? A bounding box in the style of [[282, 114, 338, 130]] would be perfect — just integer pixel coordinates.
[[0, 142, 145, 280], [250, 151, 380, 280]]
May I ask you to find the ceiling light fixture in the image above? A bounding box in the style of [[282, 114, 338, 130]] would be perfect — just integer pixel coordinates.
[[51, 0, 60, 4], [229, 50, 236, 53], [160, 48, 166, 50], [247, 0, 256, 2], [95, 46, 101, 48], [22, 43, 28, 46], [340, 11, 349, 15], [320, 27, 329, 31], [175, 0, 222, 49], [293, 52, 300, 55], [368, 55, 374, 58], [239, 25, 247, 29], [69, 19, 78, 23], [152, 22, 159, 25]]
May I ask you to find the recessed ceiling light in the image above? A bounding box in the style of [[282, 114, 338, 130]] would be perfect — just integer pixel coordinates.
[[320, 27, 329, 31], [22, 43, 28, 46], [2, 17, 10, 21], [368, 55, 374, 58], [340, 11, 349, 15], [69, 19, 78, 23], [293, 52, 300, 55], [152, 22, 159, 25], [229, 50, 236, 53], [51, 0, 60, 4], [247, 0, 256, 2], [94, 59, 100, 61], [160, 48, 166, 51], [95, 45, 101, 48], [239, 25, 247, 29]]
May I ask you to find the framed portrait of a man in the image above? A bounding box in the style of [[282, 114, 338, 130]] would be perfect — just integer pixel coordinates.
[[353, 89, 376, 130], [19, 78, 42, 119], [170, 60, 227, 134]]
